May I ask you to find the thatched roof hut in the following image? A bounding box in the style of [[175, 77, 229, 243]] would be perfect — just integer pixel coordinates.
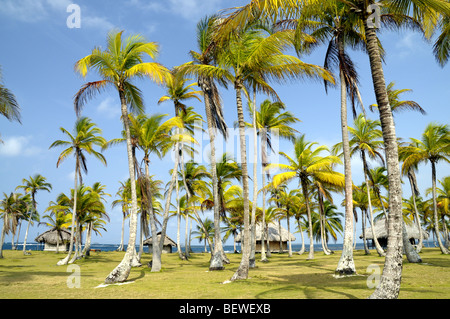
[[235, 222, 296, 252], [360, 217, 429, 244], [143, 232, 176, 253], [34, 228, 72, 252]]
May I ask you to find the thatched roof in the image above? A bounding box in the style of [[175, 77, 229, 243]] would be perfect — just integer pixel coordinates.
[[235, 222, 296, 243], [360, 217, 429, 240], [34, 228, 72, 245], [143, 232, 176, 247]]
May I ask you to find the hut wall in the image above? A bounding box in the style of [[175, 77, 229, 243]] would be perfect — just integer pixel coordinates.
[[44, 243, 69, 252], [148, 244, 172, 253], [255, 241, 287, 253]]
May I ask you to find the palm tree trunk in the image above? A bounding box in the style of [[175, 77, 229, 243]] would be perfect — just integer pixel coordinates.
[[57, 160, 79, 266], [249, 89, 258, 268], [287, 213, 292, 257], [260, 130, 268, 262], [431, 161, 450, 254], [360, 210, 370, 254], [407, 171, 423, 252], [230, 84, 251, 281], [200, 77, 225, 271], [0, 218, 7, 258], [335, 39, 356, 276], [364, 21, 404, 299], [362, 152, 385, 257], [104, 89, 140, 284], [23, 205, 34, 255], [297, 218, 305, 255], [301, 179, 314, 260], [175, 144, 185, 261], [317, 191, 331, 255], [117, 214, 125, 251]]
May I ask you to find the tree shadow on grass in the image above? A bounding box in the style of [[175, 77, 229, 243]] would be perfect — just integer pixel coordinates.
[[253, 272, 365, 299]]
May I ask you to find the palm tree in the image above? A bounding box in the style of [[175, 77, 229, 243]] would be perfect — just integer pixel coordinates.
[[49, 116, 107, 265], [402, 123, 450, 254], [131, 113, 184, 271], [270, 189, 300, 257], [112, 179, 132, 252], [16, 174, 52, 255], [248, 99, 299, 261], [335, 114, 386, 256], [267, 134, 344, 260], [218, 0, 450, 299], [284, 0, 366, 274], [40, 209, 72, 254], [192, 217, 214, 253], [0, 67, 21, 141], [0, 193, 27, 258], [74, 30, 169, 283], [370, 81, 426, 115], [179, 15, 229, 271], [432, 176, 450, 247], [216, 22, 333, 281]]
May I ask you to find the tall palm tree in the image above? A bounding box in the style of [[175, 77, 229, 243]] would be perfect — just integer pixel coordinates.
[[283, 0, 367, 274], [16, 174, 52, 255], [248, 99, 299, 261], [218, 0, 450, 299], [159, 72, 203, 261], [267, 134, 344, 260], [0, 67, 21, 141], [74, 30, 169, 283], [335, 114, 386, 256], [49, 116, 107, 265], [180, 15, 229, 271], [402, 123, 450, 254]]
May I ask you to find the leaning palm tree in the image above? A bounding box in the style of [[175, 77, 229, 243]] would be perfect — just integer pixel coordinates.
[[74, 30, 170, 283], [16, 174, 52, 255], [267, 134, 344, 260], [401, 123, 450, 254], [49, 116, 107, 265], [0, 67, 21, 141]]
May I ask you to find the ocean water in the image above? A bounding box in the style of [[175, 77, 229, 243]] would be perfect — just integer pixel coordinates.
[[1, 241, 438, 253]]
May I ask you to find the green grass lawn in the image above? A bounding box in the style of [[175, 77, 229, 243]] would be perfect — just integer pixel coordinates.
[[0, 248, 448, 299]]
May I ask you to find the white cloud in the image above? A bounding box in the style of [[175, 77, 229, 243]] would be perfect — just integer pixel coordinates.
[[129, 0, 224, 21], [82, 16, 115, 33], [0, 0, 115, 32], [97, 97, 121, 119], [0, 136, 42, 157]]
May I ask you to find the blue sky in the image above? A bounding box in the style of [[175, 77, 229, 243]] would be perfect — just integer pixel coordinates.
[[0, 0, 448, 247]]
